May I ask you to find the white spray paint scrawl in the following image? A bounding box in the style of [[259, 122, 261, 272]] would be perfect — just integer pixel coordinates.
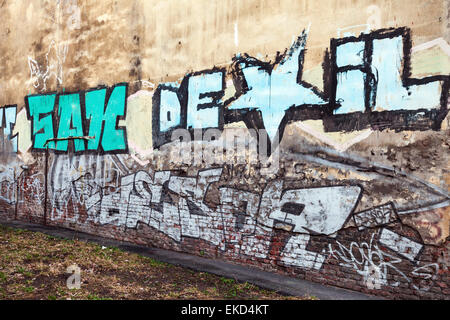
[[267, 184, 362, 235], [378, 228, 423, 262], [28, 40, 68, 92]]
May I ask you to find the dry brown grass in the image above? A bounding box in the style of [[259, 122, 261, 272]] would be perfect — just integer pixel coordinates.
[[0, 225, 315, 300]]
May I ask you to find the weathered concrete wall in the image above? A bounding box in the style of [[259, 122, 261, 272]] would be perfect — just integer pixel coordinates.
[[0, 0, 449, 299]]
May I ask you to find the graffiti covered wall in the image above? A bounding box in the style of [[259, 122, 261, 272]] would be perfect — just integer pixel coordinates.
[[0, 0, 449, 299]]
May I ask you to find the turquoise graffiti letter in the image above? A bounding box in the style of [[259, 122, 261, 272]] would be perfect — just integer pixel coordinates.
[[85, 84, 127, 152], [56, 93, 85, 152], [26, 94, 56, 150]]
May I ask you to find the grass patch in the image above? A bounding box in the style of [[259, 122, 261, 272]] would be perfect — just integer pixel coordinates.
[[21, 286, 35, 293], [220, 277, 235, 285], [0, 225, 313, 300], [87, 294, 112, 300]]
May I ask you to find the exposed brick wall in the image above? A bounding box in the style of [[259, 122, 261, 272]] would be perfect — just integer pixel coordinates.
[[1, 159, 448, 300]]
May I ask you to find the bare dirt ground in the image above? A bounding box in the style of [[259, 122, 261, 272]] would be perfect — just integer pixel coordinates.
[[0, 225, 313, 300]]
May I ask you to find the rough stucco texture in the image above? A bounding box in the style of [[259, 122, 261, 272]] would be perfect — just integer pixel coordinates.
[[0, 0, 449, 300]]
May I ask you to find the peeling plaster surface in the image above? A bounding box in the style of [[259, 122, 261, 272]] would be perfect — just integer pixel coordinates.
[[0, 0, 449, 300]]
